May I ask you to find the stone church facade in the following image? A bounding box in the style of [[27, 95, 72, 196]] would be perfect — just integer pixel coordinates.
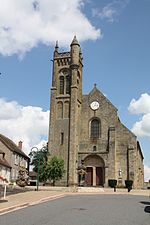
[[48, 36, 144, 189]]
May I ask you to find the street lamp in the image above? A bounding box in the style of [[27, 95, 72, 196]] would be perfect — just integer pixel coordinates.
[[30, 146, 40, 191]]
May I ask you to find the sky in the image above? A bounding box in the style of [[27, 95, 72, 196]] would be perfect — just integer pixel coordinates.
[[0, 0, 150, 181]]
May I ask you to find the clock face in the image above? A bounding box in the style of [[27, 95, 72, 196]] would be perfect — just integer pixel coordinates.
[[90, 101, 99, 110]]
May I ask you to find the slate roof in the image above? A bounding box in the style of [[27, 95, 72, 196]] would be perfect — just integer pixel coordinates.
[[0, 134, 29, 159]]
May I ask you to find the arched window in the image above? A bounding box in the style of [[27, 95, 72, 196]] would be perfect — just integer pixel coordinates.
[[59, 76, 64, 94], [91, 119, 100, 138], [66, 75, 70, 94], [59, 69, 71, 95]]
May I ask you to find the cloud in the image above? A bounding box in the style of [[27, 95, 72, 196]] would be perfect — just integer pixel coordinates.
[[0, 0, 101, 57], [128, 93, 150, 137], [144, 165, 150, 182], [0, 98, 49, 155], [92, 0, 129, 23], [128, 93, 150, 114]]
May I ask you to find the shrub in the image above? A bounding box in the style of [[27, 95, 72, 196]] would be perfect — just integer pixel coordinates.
[[108, 179, 117, 188], [125, 180, 133, 188]]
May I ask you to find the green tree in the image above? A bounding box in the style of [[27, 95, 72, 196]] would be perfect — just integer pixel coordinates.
[[29, 144, 49, 185], [46, 156, 65, 186]]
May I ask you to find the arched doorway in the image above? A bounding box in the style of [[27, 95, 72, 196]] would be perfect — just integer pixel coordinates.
[[84, 155, 105, 187]]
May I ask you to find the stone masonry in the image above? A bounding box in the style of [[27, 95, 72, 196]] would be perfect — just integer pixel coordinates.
[[48, 37, 144, 189]]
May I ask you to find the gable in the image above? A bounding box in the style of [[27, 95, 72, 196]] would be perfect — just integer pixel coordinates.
[[87, 85, 117, 113]]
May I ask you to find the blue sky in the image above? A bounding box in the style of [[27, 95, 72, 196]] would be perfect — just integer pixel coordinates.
[[0, 0, 150, 180]]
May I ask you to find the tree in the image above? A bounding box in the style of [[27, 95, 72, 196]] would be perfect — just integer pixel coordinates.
[[46, 156, 65, 186], [29, 145, 65, 186], [16, 166, 29, 187], [29, 144, 49, 185]]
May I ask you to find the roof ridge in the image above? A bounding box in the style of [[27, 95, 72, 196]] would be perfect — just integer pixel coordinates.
[[0, 134, 29, 159]]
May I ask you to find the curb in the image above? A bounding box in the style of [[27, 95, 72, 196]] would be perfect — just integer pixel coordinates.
[[0, 203, 30, 215], [29, 193, 66, 206]]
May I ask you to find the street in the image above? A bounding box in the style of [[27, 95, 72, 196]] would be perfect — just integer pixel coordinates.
[[0, 194, 150, 225]]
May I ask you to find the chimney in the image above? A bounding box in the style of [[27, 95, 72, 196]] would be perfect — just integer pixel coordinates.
[[18, 141, 23, 150]]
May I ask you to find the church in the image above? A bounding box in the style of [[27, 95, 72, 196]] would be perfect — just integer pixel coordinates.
[[48, 36, 144, 189]]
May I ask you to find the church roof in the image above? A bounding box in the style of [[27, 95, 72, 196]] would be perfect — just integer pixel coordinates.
[[137, 141, 144, 159]]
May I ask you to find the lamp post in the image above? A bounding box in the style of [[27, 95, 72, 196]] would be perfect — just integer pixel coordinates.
[[30, 146, 40, 191]]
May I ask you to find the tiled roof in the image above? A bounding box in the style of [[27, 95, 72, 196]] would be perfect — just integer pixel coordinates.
[[0, 158, 11, 168], [0, 134, 29, 159]]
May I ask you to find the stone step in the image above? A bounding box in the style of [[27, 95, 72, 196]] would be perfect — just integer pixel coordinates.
[[78, 187, 104, 192]]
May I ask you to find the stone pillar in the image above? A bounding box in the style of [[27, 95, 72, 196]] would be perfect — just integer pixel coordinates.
[[107, 126, 116, 180], [48, 87, 57, 151], [104, 166, 108, 187], [127, 145, 135, 186], [93, 167, 96, 186]]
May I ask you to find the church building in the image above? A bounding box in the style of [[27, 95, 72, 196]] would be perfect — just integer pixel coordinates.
[[48, 36, 144, 189]]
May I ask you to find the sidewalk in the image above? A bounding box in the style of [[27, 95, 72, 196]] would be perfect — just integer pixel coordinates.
[[0, 189, 65, 215], [0, 187, 149, 215]]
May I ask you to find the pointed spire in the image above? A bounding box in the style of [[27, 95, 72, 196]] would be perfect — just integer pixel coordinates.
[[55, 40, 59, 52], [70, 35, 80, 46]]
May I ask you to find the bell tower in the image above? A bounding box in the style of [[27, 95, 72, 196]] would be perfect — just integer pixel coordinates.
[[48, 36, 83, 186]]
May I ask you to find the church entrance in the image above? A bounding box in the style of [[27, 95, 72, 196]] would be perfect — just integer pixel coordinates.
[[84, 155, 105, 187], [96, 167, 103, 186], [86, 167, 93, 186]]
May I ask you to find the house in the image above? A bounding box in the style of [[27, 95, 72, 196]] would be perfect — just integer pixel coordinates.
[[0, 134, 29, 182], [0, 149, 11, 184]]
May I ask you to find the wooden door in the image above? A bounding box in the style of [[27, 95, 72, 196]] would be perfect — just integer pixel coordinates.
[[96, 167, 103, 186], [85, 167, 93, 186]]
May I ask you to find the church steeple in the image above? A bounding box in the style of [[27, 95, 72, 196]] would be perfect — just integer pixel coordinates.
[[48, 37, 83, 187]]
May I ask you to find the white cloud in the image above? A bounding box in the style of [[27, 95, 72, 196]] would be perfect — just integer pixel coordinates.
[[92, 0, 129, 23], [128, 93, 150, 137], [144, 165, 150, 182], [0, 0, 101, 57], [0, 98, 49, 155], [128, 93, 150, 114]]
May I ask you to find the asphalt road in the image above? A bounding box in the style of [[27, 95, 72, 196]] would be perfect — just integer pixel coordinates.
[[0, 194, 150, 225]]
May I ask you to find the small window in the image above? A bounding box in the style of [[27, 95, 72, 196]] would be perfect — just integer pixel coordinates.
[[93, 146, 97, 151], [60, 132, 64, 145], [91, 119, 100, 138]]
